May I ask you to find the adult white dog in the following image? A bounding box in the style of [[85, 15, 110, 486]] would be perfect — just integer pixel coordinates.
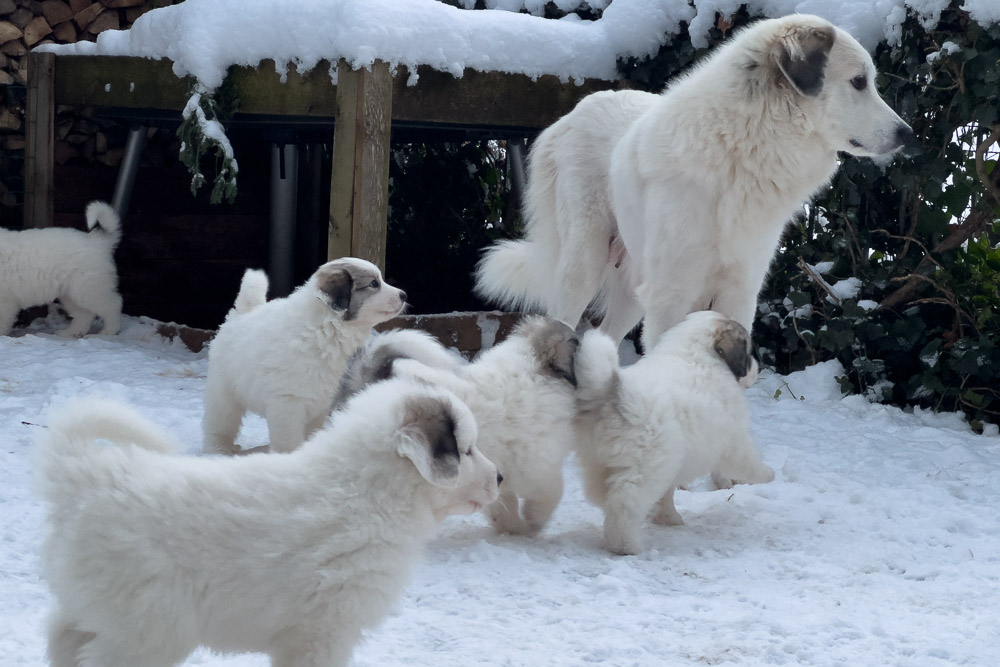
[[37, 380, 500, 667], [336, 316, 579, 536], [203, 257, 406, 454], [476, 14, 912, 347], [574, 311, 774, 555], [0, 201, 121, 336]]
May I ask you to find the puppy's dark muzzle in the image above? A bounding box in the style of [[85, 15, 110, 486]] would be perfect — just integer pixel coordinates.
[[496, 472, 504, 486]]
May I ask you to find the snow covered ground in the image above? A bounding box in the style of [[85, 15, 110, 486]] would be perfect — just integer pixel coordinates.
[[1, 316, 998, 666]]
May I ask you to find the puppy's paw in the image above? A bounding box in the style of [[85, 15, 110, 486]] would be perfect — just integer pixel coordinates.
[[603, 519, 641, 556], [711, 470, 736, 490], [487, 499, 530, 536], [650, 506, 684, 527]]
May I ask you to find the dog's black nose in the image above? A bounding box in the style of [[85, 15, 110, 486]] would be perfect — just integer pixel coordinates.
[[496, 472, 503, 486], [895, 123, 915, 147], [399, 290, 408, 303]]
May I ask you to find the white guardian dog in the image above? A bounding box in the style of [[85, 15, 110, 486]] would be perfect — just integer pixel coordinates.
[[476, 14, 912, 347], [203, 257, 406, 454], [0, 201, 122, 336], [336, 316, 579, 536], [574, 311, 775, 555], [37, 380, 500, 667]]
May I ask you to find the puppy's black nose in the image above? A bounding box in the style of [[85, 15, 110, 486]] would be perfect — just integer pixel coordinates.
[[895, 123, 915, 147], [496, 472, 503, 486], [399, 290, 408, 303]]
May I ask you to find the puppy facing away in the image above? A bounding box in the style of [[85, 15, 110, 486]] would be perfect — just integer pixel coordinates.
[[0, 201, 122, 337], [574, 310, 774, 555], [336, 316, 579, 536], [475, 15, 912, 348], [37, 379, 500, 667], [203, 257, 406, 454]]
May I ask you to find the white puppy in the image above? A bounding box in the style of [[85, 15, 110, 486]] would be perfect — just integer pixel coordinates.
[[337, 316, 579, 536], [203, 257, 406, 454], [476, 15, 912, 347], [0, 201, 121, 336], [574, 310, 774, 555], [37, 380, 500, 667]]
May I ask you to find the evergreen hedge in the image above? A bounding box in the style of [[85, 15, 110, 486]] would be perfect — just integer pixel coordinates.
[[618, 2, 1000, 430]]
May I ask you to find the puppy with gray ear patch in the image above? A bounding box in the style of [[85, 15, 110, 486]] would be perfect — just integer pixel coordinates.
[[336, 316, 579, 536], [203, 257, 406, 454], [574, 310, 774, 555], [39, 379, 499, 667]]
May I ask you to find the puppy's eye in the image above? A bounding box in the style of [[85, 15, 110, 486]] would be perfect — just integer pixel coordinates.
[[368, 279, 379, 289], [851, 75, 867, 91]]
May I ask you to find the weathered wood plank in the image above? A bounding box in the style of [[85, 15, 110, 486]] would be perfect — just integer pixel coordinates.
[[329, 60, 393, 270], [51, 56, 619, 130], [54, 56, 193, 111], [25, 51, 55, 228]]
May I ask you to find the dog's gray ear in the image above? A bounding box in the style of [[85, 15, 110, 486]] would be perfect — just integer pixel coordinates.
[[713, 320, 755, 381], [773, 24, 836, 96], [316, 266, 353, 315], [524, 318, 580, 387], [397, 396, 461, 488]]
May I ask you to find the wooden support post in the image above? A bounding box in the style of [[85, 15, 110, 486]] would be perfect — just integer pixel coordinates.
[[328, 59, 393, 271], [25, 51, 56, 229]]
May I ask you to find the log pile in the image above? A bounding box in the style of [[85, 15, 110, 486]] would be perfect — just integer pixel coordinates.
[[0, 0, 175, 223]]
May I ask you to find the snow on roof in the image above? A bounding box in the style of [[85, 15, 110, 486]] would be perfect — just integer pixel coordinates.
[[36, 0, 993, 92]]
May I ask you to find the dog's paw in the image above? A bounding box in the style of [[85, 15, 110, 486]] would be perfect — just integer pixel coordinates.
[[650, 507, 684, 527], [710, 471, 736, 489], [603, 520, 641, 556]]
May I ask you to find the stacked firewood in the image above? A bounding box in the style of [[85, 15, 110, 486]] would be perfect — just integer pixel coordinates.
[[0, 0, 173, 219]]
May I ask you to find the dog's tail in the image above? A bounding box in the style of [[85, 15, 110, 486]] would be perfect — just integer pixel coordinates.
[[574, 329, 621, 408], [229, 269, 269, 318], [35, 397, 178, 500], [84, 201, 122, 248], [474, 239, 551, 312]]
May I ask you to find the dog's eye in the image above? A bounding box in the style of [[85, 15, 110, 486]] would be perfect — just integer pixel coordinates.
[[850, 75, 867, 91], [368, 279, 379, 289]]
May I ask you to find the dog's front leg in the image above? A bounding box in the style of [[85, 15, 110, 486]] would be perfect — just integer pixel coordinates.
[[265, 398, 308, 453]]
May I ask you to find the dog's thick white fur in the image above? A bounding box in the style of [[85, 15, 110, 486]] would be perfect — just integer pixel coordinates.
[[476, 14, 911, 347], [336, 317, 579, 536], [574, 311, 775, 555], [37, 380, 500, 667], [203, 257, 406, 454], [0, 201, 121, 336]]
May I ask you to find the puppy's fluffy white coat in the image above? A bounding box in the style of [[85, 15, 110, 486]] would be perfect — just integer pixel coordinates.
[[0, 201, 121, 336], [476, 15, 911, 347], [337, 317, 579, 536], [575, 311, 774, 555], [37, 380, 500, 667], [203, 257, 406, 454]]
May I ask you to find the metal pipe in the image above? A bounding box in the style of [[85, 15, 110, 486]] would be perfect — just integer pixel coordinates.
[[111, 125, 148, 220], [269, 142, 299, 298]]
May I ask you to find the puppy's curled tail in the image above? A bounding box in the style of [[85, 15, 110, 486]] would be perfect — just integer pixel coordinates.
[[41, 397, 177, 457], [230, 269, 269, 317], [574, 330, 621, 408], [36, 397, 178, 498], [474, 239, 547, 312], [84, 200, 122, 248]]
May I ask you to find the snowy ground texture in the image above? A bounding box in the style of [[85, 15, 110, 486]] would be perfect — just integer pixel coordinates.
[[1, 316, 998, 666]]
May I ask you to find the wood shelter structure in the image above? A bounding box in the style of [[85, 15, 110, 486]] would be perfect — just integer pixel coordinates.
[[24, 51, 621, 294]]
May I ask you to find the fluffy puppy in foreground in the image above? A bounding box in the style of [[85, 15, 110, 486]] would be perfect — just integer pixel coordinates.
[[0, 201, 121, 336], [203, 257, 406, 454], [574, 310, 774, 555], [337, 316, 579, 536], [37, 380, 500, 667]]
